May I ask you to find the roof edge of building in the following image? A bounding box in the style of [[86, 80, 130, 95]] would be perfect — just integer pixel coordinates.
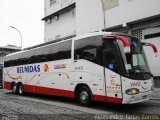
[[42, 3, 75, 21], [105, 14, 160, 31]]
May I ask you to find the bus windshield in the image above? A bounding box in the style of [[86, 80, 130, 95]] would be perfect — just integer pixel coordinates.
[[131, 53, 148, 72], [124, 37, 152, 80]]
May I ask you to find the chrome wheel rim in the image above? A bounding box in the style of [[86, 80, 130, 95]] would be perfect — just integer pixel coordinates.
[[80, 91, 89, 103], [19, 86, 23, 94], [13, 85, 16, 93]]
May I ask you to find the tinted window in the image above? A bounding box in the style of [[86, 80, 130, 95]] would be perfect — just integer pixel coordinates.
[[35, 40, 72, 62], [4, 40, 72, 67], [74, 36, 103, 65]]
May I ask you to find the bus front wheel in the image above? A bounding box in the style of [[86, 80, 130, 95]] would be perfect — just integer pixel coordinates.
[[77, 86, 92, 106]]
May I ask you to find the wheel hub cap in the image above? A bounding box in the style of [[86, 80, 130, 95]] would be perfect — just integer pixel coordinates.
[[80, 91, 89, 103]]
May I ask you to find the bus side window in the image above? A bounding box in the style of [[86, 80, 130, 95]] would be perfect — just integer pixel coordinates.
[[75, 47, 97, 63], [96, 46, 103, 66]]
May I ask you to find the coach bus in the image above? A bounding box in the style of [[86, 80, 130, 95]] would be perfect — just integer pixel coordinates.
[[3, 32, 158, 106]]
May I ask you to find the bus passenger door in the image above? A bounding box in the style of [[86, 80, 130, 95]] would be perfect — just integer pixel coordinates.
[[103, 49, 122, 103]]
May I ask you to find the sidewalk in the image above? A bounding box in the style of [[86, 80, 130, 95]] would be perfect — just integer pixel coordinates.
[[152, 78, 160, 100], [151, 88, 160, 101]]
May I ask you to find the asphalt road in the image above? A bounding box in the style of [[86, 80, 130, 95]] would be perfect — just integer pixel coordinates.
[[0, 89, 160, 120]]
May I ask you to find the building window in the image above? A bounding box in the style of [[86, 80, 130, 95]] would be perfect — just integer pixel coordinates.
[[144, 32, 160, 40], [50, 0, 56, 6], [103, 0, 119, 11], [131, 29, 142, 40]]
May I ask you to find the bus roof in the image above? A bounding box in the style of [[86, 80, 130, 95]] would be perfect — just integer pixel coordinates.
[[4, 31, 132, 61]]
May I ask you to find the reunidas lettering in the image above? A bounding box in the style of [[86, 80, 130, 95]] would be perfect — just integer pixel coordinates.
[[17, 65, 40, 73]]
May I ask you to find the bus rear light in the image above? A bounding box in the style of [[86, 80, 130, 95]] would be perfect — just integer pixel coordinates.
[[125, 88, 139, 95]]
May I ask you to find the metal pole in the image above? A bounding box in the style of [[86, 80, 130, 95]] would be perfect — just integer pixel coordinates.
[[10, 26, 22, 50], [100, 0, 106, 30]]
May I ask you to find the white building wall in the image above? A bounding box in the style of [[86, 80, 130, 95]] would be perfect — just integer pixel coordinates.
[[76, 0, 104, 36], [142, 27, 160, 76], [44, 0, 104, 40], [45, 0, 160, 37], [45, 0, 75, 17], [44, 8, 76, 42], [104, 0, 160, 28]]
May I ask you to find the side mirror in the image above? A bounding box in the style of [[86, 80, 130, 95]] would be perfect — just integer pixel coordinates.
[[103, 36, 131, 53], [142, 42, 158, 57]]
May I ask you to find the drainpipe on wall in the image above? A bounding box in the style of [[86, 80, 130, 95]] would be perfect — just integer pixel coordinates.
[[100, 0, 106, 30]]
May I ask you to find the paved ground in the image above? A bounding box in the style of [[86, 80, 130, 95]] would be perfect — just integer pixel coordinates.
[[151, 88, 160, 100], [154, 78, 160, 88], [152, 78, 160, 100], [0, 89, 160, 120], [0, 89, 94, 120]]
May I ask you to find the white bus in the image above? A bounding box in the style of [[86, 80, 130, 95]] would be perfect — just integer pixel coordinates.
[[3, 32, 158, 106]]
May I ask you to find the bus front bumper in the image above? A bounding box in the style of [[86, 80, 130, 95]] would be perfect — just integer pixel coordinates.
[[122, 90, 153, 104]]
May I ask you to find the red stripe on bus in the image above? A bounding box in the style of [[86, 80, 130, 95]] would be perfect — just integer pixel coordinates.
[[4, 81, 122, 103], [93, 95, 122, 103], [4, 81, 11, 90], [24, 84, 75, 98], [106, 96, 122, 103], [93, 95, 106, 102]]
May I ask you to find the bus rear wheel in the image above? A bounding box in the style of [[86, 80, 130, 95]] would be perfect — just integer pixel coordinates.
[[18, 83, 24, 95], [12, 83, 18, 94], [77, 86, 92, 106]]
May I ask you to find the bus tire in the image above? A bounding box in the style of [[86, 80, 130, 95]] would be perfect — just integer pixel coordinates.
[[12, 83, 18, 95], [18, 83, 24, 95], [77, 86, 92, 106]]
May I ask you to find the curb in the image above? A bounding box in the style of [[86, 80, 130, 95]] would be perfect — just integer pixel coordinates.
[[150, 98, 160, 101]]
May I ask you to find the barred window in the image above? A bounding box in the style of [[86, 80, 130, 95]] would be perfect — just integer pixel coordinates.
[[131, 29, 142, 40], [144, 32, 160, 39]]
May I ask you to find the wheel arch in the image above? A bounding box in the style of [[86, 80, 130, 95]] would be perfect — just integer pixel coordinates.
[[11, 82, 16, 90], [17, 82, 22, 87], [74, 83, 93, 97]]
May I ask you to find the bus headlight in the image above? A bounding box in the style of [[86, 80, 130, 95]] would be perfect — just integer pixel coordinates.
[[125, 88, 139, 95]]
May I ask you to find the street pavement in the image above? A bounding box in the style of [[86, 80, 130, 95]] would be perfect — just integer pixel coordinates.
[[152, 78, 160, 100], [151, 88, 160, 100], [0, 89, 160, 120]]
